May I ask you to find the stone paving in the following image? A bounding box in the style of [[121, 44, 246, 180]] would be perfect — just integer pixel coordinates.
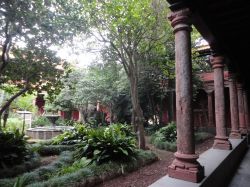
[[228, 146, 250, 187]]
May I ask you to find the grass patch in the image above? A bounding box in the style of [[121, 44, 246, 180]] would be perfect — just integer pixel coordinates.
[[0, 151, 74, 187], [0, 153, 41, 179]]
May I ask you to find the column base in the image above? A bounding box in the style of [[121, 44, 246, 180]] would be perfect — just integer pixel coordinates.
[[240, 128, 248, 136], [229, 130, 241, 139], [168, 152, 204, 183], [213, 136, 232, 150]]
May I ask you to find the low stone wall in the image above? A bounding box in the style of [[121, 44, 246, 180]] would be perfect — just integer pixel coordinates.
[[149, 137, 248, 187], [26, 126, 73, 140]]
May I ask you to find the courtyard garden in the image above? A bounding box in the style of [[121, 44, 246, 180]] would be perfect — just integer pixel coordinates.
[[0, 0, 214, 186]]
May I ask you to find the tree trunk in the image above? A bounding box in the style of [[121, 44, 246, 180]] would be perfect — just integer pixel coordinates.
[[109, 103, 113, 124], [129, 74, 146, 149], [0, 86, 28, 129]]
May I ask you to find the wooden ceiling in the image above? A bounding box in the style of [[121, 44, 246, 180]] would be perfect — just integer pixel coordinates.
[[167, 0, 250, 90]]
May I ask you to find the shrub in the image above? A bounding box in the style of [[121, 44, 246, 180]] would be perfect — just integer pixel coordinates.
[[4, 118, 25, 134], [157, 121, 177, 143], [150, 122, 176, 143], [195, 132, 213, 144], [74, 124, 137, 164], [52, 125, 88, 145], [0, 151, 74, 187], [36, 145, 77, 156], [31, 116, 51, 127], [0, 153, 40, 179], [0, 130, 28, 168], [145, 124, 163, 136], [55, 119, 76, 126], [53, 157, 91, 177]]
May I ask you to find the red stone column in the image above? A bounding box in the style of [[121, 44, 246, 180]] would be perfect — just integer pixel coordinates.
[[211, 56, 232, 150], [167, 8, 204, 183], [237, 84, 247, 134], [243, 91, 249, 131], [207, 91, 214, 127], [228, 73, 241, 139]]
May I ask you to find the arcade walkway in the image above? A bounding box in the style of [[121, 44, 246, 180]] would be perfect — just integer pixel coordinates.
[[228, 145, 250, 187]]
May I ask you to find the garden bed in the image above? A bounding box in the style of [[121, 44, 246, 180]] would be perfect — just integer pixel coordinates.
[[0, 150, 157, 187], [150, 123, 214, 152]]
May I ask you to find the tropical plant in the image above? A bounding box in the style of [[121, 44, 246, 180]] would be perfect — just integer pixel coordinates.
[[74, 124, 136, 164], [52, 125, 88, 145], [150, 122, 177, 146], [0, 130, 28, 168]]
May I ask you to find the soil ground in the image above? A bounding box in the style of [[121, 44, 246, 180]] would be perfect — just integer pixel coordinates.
[[96, 136, 214, 187], [40, 155, 58, 166]]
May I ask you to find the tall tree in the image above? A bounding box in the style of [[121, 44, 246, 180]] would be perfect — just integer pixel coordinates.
[[0, 0, 85, 74], [82, 0, 173, 149], [0, 0, 86, 128], [0, 47, 64, 128], [53, 62, 128, 124]]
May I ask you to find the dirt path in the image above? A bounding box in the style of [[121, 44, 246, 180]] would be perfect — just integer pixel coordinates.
[[40, 155, 58, 166], [96, 137, 214, 187]]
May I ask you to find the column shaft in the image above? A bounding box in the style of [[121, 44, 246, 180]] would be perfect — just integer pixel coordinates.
[[211, 56, 232, 150], [237, 84, 247, 134], [207, 92, 214, 127], [229, 74, 241, 138], [167, 8, 204, 183], [243, 91, 249, 131]]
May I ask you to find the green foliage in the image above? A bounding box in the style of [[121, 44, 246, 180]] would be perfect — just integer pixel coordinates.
[[0, 153, 40, 179], [11, 94, 36, 112], [35, 145, 76, 156], [150, 123, 213, 152], [151, 122, 177, 143], [54, 157, 91, 177], [0, 149, 157, 187], [4, 117, 24, 134], [150, 122, 177, 152], [52, 125, 88, 145], [0, 130, 28, 168], [31, 116, 51, 127], [13, 177, 24, 187], [25, 150, 157, 187], [195, 132, 213, 144], [74, 124, 136, 164], [0, 151, 74, 187], [54, 118, 75, 126]]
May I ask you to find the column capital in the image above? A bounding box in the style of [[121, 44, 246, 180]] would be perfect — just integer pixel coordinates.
[[167, 8, 192, 33], [210, 55, 224, 69], [228, 72, 236, 81], [237, 83, 243, 90]]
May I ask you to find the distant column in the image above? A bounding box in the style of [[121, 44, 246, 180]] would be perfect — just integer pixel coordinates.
[[237, 84, 247, 135], [228, 73, 241, 139], [207, 91, 214, 127], [243, 91, 249, 131], [167, 8, 204, 183], [211, 55, 232, 150]]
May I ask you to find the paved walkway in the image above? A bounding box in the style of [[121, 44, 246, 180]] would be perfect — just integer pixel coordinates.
[[228, 146, 250, 187]]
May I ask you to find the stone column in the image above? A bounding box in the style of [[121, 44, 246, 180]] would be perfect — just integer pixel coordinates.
[[167, 8, 204, 183], [207, 91, 214, 127], [228, 73, 241, 139], [211, 55, 232, 150], [237, 84, 247, 134], [243, 91, 249, 131]]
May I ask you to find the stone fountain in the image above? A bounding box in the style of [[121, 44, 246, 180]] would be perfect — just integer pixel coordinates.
[[26, 114, 73, 140], [44, 114, 60, 126]]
